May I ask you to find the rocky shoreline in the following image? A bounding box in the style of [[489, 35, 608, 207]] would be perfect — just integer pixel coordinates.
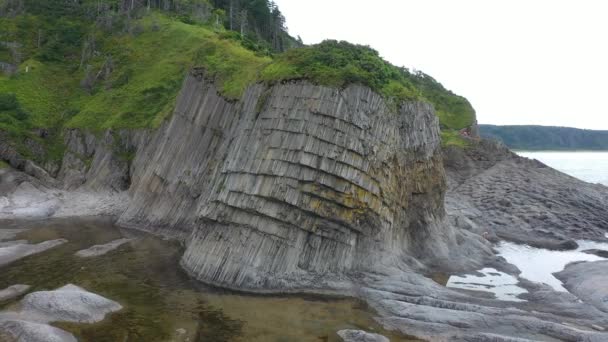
[[1, 72, 608, 341]]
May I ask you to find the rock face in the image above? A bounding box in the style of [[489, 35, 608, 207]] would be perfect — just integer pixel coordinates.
[[555, 260, 608, 313], [2, 72, 481, 291], [53, 72, 469, 290], [174, 78, 450, 290], [444, 139, 608, 249]]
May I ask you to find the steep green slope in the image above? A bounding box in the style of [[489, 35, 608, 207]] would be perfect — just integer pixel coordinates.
[[260, 40, 476, 139], [480, 125, 608, 150], [0, 2, 476, 165]]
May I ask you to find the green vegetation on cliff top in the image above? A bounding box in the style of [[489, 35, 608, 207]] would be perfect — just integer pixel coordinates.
[[0, 0, 474, 163]]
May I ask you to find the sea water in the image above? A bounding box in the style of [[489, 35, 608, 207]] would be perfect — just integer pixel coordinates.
[[517, 151, 608, 185]]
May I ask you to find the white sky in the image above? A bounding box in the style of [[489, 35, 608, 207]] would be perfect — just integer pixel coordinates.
[[274, 0, 608, 130]]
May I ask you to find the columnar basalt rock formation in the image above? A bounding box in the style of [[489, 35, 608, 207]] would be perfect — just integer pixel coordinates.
[[179, 79, 447, 290], [50, 71, 472, 290]]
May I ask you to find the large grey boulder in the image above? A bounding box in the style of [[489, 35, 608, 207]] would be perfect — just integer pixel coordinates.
[[555, 260, 608, 313], [0, 320, 76, 342], [21, 284, 122, 323]]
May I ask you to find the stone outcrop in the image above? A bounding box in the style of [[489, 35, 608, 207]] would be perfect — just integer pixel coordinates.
[[0, 284, 122, 342], [20, 284, 122, 323], [0, 285, 30, 302], [50, 72, 478, 291], [175, 78, 453, 290], [555, 260, 608, 314], [444, 139, 608, 249]]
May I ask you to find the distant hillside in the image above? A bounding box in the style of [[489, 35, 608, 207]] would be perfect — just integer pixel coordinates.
[[479, 125, 608, 150]]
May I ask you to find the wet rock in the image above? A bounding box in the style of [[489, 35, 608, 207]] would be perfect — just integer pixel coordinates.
[[0, 319, 76, 342], [0, 285, 30, 302], [337, 329, 389, 342], [582, 249, 608, 258], [75, 238, 132, 257], [21, 284, 122, 323], [555, 260, 608, 313], [107, 73, 486, 290], [444, 140, 608, 246], [0, 239, 67, 267], [592, 324, 606, 332]]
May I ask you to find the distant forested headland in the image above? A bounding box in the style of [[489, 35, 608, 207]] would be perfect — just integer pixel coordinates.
[[479, 125, 608, 150]]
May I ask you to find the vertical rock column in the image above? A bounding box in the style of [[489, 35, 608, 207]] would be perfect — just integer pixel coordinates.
[[181, 81, 444, 290]]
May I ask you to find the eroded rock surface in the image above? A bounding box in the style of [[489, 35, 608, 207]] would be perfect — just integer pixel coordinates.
[[337, 329, 389, 342], [54, 73, 483, 290], [444, 140, 608, 249], [0, 284, 121, 342], [0, 285, 30, 302], [75, 238, 132, 257], [0, 239, 67, 267], [555, 260, 608, 313], [20, 284, 122, 323], [0, 168, 128, 221], [0, 319, 77, 342]]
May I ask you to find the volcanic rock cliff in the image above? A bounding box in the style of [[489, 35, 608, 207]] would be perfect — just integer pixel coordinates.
[[26, 70, 480, 291], [4, 71, 608, 341]]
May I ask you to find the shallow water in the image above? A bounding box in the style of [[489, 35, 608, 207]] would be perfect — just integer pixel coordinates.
[[446, 268, 527, 301], [495, 240, 608, 292], [444, 240, 608, 299], [517, 151, 608, 185], [0, 218, 418, 342]]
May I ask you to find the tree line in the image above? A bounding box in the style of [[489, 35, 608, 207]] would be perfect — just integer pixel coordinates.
[[0, 0, 294, 52]]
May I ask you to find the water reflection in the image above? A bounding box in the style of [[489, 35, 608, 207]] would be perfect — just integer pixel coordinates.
[[0, 218, 418, 342], [446, 268, 527, 302], [443, 239, 608, 300], [495, 240, 608, 292]]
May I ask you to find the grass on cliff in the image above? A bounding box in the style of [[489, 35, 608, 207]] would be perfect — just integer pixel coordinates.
[[260, 40, 423, 104], [0, 12, 269, 132], [0, 11, 270, 162], [441, 130, 471, 148], [1, 10, 475, 159], [260, 40, 476, 141], [69, 15, 270, 129]]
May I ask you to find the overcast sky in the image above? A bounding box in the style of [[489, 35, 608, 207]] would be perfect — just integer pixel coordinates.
[[274, 0, 608, 130]]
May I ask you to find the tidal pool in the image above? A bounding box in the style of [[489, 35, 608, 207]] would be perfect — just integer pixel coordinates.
[[0, 218, 418, 342], [446, 268, 527, 302], [443, 239, 608, 300], [495, 240, 608, 292]]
